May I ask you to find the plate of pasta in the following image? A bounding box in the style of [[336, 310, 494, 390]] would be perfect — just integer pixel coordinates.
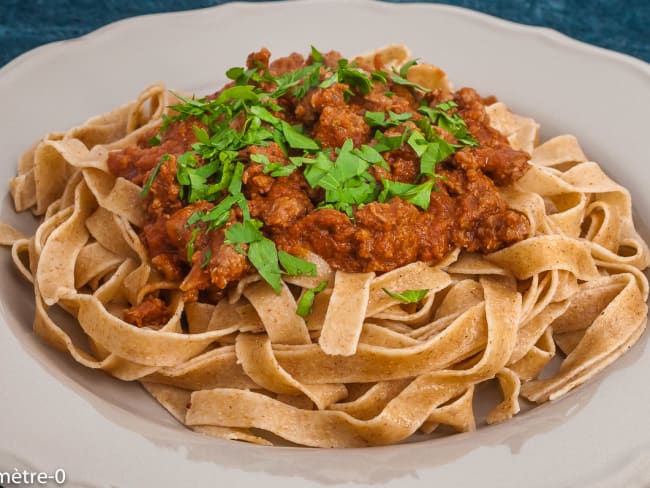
[[0, 1, 648, 487]]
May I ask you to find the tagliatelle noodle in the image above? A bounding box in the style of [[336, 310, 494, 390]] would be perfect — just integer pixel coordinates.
[[1, 45, 648, 447], [318, 271, 374, 356], [142, 382, 272, 445], [243, 280, 311, 344]]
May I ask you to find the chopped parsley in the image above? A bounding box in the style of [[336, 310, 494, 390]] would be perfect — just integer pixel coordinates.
[[281, 121, 320, 150], [378, 179, 436, 210], [140, 154, 170, 197], [224, 219, 264, 245], [248, 238, 283, 293], [278, 251, 317, 277], [372, 128, 412, 153], [296, 280, 328, 317], [186, 227, 200, 262], [407, 129, 455, 177], [418, 102, 479, 147], [320, 58, 373, 95], [141, 49, 479, 293], [382, 288, 429, 303], [300, 139, 383, 217], [364, 110, 413, 128], [223, 220, 317, 292], [389, 65, 430, 93]]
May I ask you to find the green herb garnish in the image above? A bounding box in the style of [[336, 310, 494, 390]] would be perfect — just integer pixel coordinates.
[[139, 49, 480, 294], [248, 238, 283, 293], [364, 110, 413, 128], [186, 227, 201, 262], [296, 281, 328, 317], [378, 179, 436, 210], [278, 251, 317, 277], [382, 288, 429, 303], [418, 102, 478, 147], [140, 154, 170, 197]]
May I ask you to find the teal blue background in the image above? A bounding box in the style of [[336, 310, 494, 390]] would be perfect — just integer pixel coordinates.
[[1, 0, 648, 67]]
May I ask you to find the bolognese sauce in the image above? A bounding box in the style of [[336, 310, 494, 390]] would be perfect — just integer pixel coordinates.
[[107, 48, 530, 325]]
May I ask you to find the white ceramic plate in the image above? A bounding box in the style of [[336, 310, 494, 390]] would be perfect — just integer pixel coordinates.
[[0, 1, 648, 487]]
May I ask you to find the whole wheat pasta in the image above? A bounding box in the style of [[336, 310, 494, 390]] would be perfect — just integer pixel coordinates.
[[1, 45, 647, 447]]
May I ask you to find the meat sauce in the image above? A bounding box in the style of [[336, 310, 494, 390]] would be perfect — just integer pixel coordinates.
[[108, 49, 530, 326]]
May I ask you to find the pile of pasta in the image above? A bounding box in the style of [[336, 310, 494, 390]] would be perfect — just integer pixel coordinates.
[[2, 51, 648, 448]]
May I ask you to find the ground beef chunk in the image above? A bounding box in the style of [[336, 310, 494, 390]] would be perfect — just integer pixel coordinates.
[[385, 147, 420, 183], [308, 83, 370, 148], [123, 296, 170, 328], [310, 82, 347, 111], [415, 191, 457, 262], [107, 119, 201, 185], [208, 237, 250, 289], [269, 52, 305, 76], [454, 145, 530, 186], [246, 48, 270, 69], [356, 83, 413, 114], [248, 168, 314, 230], [151, 253, 184, 282], [440, 168, 529, 253], [314, 105, 369, 148], [454, 87, 530, 185], [319, 50, 342, 69], [354, 199, 420, 272], [275, 209, 359, 269]]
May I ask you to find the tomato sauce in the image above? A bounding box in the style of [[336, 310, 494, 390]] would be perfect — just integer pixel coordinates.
[[107, 49, 530, 325]]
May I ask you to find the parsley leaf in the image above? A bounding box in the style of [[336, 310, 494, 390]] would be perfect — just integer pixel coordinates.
[[364, 110, 413, 128], [399, 59, 419, 78], [382, 288, 429, 303], [224, 219, 263, 245], [310, 45, 324, 63], [200, 249, 212, 268], [278, 251, 317, 277], [248, 238, 282, 294], [192, 125, 211, 145], [418, 104, 478, 147], [281, 121, 320, 150], [371, 70, 389, 83], [249, 105, 280, 125], [296, 281, 328, 317], [407, 131, 455, 175], [306, 139, 380, 217], [372, 128, 411, 152], [252, 153, 300, 177], [226, 66, 245, 81], [364, 111, 386, 127], [140, 154, 170, 197], [149, 134, 162, 146], [389, 66, 430, 93], [301, 152, 334, 187], [421, 139, 455, 175], [186, 227, 200, 262], [223, 218, 292, 294], [199, 194, 241, 229], [353, 144, 389, 169], [320, 58, 373, 95], [228, 162, 245, 194], [379, 178, 435, 210], [216, 85, 260, 104]]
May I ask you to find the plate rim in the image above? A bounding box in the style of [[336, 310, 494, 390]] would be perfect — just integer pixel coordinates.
[[0, 1, 648, 487], [2, 0, 648, 77]]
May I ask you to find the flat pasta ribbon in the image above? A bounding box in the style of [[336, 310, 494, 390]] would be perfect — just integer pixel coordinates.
[[0, 45, 647, 448]]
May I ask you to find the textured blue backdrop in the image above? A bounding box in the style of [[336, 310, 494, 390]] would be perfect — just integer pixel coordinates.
[[1, 0, 649, 67]]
